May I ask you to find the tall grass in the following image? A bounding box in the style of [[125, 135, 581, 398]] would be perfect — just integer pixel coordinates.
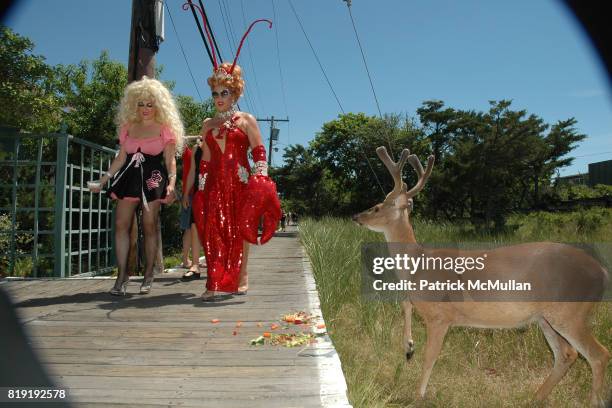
[[300, 209, 612, 407]]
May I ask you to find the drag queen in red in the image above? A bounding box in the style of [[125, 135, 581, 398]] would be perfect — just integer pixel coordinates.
[[184, 10, 280, 301]]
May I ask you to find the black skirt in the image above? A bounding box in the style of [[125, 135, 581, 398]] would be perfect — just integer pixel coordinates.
[[106, 149, 168, 208]]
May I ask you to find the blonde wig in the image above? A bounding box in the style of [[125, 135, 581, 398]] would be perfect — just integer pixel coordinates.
[[207, 62, 245, 100], [115, 76, 185, 156]]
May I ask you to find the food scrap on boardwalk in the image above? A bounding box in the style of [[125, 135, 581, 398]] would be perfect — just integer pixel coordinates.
[[248, 311, 328, 347]]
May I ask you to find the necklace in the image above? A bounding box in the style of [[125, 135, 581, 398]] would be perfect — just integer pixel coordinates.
[[213, 106, 237, 139], [215, 106, 237, 122]]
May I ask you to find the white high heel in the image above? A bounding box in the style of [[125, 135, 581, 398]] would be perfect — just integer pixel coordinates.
[[140, 275, 154, 294], [109, 277, 129, 296]]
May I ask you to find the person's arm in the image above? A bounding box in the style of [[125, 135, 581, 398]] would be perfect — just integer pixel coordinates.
[[89, 145, 127, 192], [243, 113, 264, 150], [164, 142, 177, 202], [182, 150, 196, 208], [241, 113, 267, 175]]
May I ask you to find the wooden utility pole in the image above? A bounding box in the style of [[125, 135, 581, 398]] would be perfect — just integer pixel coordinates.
[[126, 0, 164, 275], [256, 116, 289, 166], [128, 0, 160, 81]]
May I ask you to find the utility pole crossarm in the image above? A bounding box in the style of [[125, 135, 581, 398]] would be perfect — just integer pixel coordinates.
[[256, 116, 289, 166]]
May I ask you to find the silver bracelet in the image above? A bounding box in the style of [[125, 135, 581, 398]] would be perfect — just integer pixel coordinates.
[[253, 161, 268, 177], [105, 171, 114, 178], [168, 172, 177, 179]]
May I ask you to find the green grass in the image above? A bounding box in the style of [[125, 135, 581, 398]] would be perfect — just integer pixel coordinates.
[[300, 210, 612, 407]]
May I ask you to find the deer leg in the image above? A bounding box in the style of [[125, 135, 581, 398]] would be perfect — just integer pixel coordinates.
[[402, 301, 415, 360], [548, 318, 610, 407], [416, 320, 449, 399], [535, 317, 578, 401]]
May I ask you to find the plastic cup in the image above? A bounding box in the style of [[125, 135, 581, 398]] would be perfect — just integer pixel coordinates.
[[87, 181, 101, 190]]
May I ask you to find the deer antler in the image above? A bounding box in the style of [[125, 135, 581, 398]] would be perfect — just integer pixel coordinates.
[[376, 146, 410, 202], [405, 154, 435, 198]]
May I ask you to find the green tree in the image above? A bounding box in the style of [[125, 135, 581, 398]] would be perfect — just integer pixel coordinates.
[[272, 144, 327, 216], [176, 95, 214, 136], [55, 51, 127, 147], [0, 26, 62, 132]]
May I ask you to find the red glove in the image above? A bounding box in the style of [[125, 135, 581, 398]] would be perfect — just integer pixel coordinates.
[[240, 174, 281, 245]]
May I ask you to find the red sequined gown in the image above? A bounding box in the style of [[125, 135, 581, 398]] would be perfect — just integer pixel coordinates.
[[195, 117, 250, 293]]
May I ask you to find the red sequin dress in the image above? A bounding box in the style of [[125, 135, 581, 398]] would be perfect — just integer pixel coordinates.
[[196, 117, 251, 293]]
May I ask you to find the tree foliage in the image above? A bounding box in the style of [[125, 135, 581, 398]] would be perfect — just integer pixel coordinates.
[[54, 51, 128, 146], [176, 94, 214, 136], [275, 101, 587, 230], [0, 26, 62, 132]]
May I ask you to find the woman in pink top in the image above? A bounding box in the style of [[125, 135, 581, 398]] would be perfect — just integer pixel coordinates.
[[89, 77, 185, 295]]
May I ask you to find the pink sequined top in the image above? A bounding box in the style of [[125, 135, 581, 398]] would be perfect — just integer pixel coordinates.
[[119, 124, 176, 155]]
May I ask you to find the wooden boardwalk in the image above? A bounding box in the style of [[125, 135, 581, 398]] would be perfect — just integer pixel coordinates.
[[1, 228, 351, 408]]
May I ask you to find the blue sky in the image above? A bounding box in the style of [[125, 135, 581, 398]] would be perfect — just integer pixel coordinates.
[[5, 0, 612, 174]]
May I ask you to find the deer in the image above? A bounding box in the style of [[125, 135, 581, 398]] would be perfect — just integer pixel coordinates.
[[352, 146, 610, 407]]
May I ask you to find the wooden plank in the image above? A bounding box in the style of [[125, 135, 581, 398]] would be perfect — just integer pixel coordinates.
[[44, 364, 299, 378], [6, 226, 350, 407], [53, 375, 322, 390]]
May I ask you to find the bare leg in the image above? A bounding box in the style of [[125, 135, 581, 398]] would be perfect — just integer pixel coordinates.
[[141, 202, 161, 283], [127, 212, 139, 275], [113, 200, 139, 290], [535, 317, 578, 401], [191, 223, 202, 270], [401, 301, 415, 360], [416, 319, 449, 399], [237, 241, 249, 292], [181, 228, 191, 267], [154, 214, 163, 275]]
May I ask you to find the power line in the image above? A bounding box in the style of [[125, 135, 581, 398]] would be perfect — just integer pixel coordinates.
[[271, 0, 289, 117], [240, 0, 267, 114], [574, 151, 612, 158], [271, 0, 290, 145], [199, 0, 224, 64], [288, 0, 384, 194], [166, 3, 203, 102], [344, 0, 382, 118], [186, 0, 247, 111], [343, 0, 395, 157], [216, 0, 258, 116], [185, 1, 214, 67], [288, 0, 344, 114]]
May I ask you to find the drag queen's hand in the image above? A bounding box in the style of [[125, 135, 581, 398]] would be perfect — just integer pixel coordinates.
[[88, 174, 109, 193], [181, 193, 190, 209], [165, 184, 176, 204]]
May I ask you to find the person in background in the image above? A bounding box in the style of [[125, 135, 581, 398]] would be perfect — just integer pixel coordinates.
[[180, 138, 204, 280]]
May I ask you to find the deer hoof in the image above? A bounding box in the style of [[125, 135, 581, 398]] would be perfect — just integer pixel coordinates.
[[405, 340, 415, 360]]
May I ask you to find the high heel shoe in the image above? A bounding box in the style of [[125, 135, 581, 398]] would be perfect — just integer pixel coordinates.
[[109, 278, 129, 296], [140, 275, 154, 294]]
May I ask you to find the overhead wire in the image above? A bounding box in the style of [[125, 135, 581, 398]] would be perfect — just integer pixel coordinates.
[[240, 0, 267, 114], [271, 0, 290, 145], [288, 0, 384, 194], [185, 1, 214, 66], [223, 0, 258, 115], [271, 0, 289, 115], [186, 0, 243, 111], [199, 0, 224, 65], [166, 2, 203, 102], [216, 0, 258, 116], [344, 0, 382, 118], [287, 0, 344, 114], [343, 0, 394, 157]]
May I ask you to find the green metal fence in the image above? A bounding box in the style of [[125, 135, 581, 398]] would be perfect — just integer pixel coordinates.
[[0, 127, 117, 277]]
